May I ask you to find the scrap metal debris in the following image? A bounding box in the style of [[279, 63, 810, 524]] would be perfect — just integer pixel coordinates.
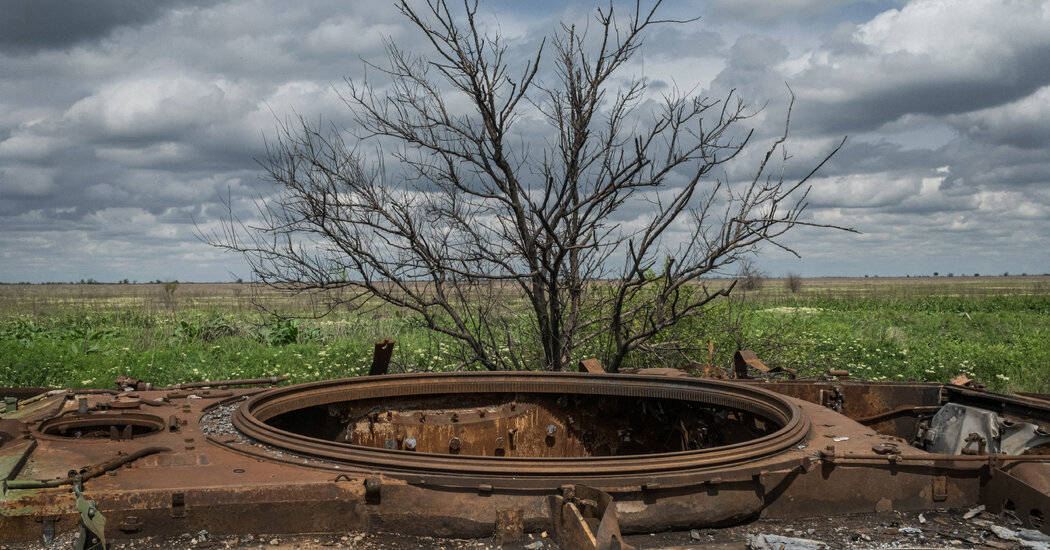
[[974, 520, 1050, 550], [747, 534, 827, 550]]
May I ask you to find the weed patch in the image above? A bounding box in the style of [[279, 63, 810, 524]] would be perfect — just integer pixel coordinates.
[[0, 279, 1047, 393]]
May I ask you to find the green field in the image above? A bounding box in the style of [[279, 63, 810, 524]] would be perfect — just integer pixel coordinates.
[[1, 276, 1048, 393]]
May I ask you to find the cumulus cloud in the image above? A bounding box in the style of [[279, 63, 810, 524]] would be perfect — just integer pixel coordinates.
[[0, 0, 1048, 282], [65, 77, 231, 141], [947, 85, 1050, 149], [789, 0, 1050, 133], [0, 165, 58, 197], [687, 0, 1050, 276], [0, 134, 64, 162]]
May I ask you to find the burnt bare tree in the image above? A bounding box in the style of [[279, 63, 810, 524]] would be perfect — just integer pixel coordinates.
[[209, 0, 849, 372], [736, 258, 765, 292]]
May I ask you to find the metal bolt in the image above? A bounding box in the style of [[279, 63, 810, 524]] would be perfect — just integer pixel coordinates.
[[495, 436, 505, 450], [546, 425, 558, 436], [449, 437, 462, 452], [404, 438, 417, 451]]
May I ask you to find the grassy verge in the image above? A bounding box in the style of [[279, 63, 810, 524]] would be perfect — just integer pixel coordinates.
[[1, 277, 1047, 393]]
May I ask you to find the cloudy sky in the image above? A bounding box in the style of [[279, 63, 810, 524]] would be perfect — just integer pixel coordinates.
[[2, 0, 1048, 283]]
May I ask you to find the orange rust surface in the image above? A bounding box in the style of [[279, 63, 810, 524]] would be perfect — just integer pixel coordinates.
[[3, 374, 1050, 544]]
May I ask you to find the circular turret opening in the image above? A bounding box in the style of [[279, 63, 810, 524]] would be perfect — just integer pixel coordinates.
[[37, 413, 165, 439], [266, 392, 774, 457], [233, 373, 808, 479]]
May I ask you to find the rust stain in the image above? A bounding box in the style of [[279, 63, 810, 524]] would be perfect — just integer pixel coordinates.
[[2, 350, 1050, 548]]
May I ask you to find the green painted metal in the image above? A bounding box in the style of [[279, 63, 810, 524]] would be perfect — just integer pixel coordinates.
[[74, 482, 107, 550], [0, 438, 35, 482]]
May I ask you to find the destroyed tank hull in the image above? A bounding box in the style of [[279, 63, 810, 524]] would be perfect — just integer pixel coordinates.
[[2, 364, 1049, 549]]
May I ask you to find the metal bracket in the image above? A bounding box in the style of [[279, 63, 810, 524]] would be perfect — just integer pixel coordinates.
[[74, 480, 107, 550], [579, 358, 605, 374], [368, 339, 395, 376], [733, 350, 797, 379], [364, 477, 381, 505], [550, 484, 635, 550], [820, 387, 844, 411], [932, 476, 948, 502], [170, 492, 186, 518]]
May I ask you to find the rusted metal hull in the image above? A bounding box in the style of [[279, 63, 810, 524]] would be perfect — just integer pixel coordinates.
[[3, 371, 1050, 549]]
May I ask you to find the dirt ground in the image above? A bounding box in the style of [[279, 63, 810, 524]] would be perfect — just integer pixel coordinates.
[[4, 507, 1047, 550]]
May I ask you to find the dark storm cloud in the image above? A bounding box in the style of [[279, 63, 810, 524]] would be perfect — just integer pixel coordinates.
[[0, 0, 209, 51], [940, 141, 1050, 189], [947, 87, 1050, 150], [794, 51, 1050, 135], [818, 139, 935, 177], [706, 0, 861, 23]]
